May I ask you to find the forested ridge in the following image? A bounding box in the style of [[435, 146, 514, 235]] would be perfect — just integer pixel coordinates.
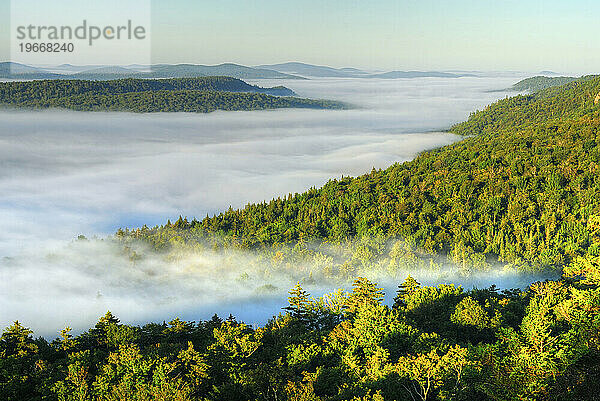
[[0, 77, 295, 100], [451, 75, 600, 136], [120, 75, 600, 272], [25, 91, 345, 113], [0, 77, 346, 113]]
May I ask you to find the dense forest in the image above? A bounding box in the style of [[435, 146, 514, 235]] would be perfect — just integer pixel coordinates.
[[0, 77, 346, 113], [119, 75, 600, 272], [2, 251, 600, 400], [21, 91, 345, 113], [452, 75, 600, 136], [509, 76, 577, 93], [0, 77, 296, 100]]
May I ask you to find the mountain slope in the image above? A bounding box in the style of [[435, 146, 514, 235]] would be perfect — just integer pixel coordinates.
[[0, 62, 65, 79], [39, 91, 345, 113], [0, 61, 46, 74], [124, 75, 600, 271], [451, 75, 600, 136]]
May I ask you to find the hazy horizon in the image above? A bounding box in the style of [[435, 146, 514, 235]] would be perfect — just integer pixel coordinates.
[[2, 1, 600, 75], [0, 60, 586, 78]]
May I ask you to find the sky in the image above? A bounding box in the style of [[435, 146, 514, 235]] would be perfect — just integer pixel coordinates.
[[1, 0, 600, 73]]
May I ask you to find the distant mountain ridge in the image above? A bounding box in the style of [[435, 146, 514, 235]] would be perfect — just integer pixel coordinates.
[[256, 61, 475, 78], [142, 63, 304, 80], [0, 62, 305, 81], [256, 62, 371, 78], [369, 71, 472, 79], [2, 61, 479, 81]]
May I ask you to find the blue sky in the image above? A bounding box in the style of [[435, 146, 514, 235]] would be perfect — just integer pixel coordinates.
[[2, 0, 600, 73]]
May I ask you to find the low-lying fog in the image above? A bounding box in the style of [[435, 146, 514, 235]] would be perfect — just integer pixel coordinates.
[[0, 74, 537, 336]]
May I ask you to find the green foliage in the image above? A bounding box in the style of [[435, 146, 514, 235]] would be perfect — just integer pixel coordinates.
[[450, 297, 490, 330], [345, 277, 384, 314], [396, 345, 473, 401], [450, 75, 600, 136], [393, 275, 421, 308], [0, 322, 40, 401], [2, 273, 600, 400], [285, 283, 312, 322]]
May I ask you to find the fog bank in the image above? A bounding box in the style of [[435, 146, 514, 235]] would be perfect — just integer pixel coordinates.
[[0, 75, 533, 335], [1, 238, 550, 336]]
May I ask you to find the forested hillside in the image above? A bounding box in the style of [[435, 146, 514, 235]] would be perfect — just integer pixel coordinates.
[[0, 77, 349, 113], [0, 77, 295, 102], [452, 75, 600, 136], [22, 91, 343, 113], [510, 76, 577, 93], [121, 75, 600, 272]]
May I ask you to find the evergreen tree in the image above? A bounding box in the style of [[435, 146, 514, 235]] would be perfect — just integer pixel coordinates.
[[394, 275, 421, 308], [284, 282, 311, 322], [345, 277, 384, 314], [0, 322, 39, 400]]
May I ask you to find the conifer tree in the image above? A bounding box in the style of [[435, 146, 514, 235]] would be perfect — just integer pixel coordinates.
[[394, 275, 421, 308], [284, 282, 311, 321], [345, 277, 384, 314]]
